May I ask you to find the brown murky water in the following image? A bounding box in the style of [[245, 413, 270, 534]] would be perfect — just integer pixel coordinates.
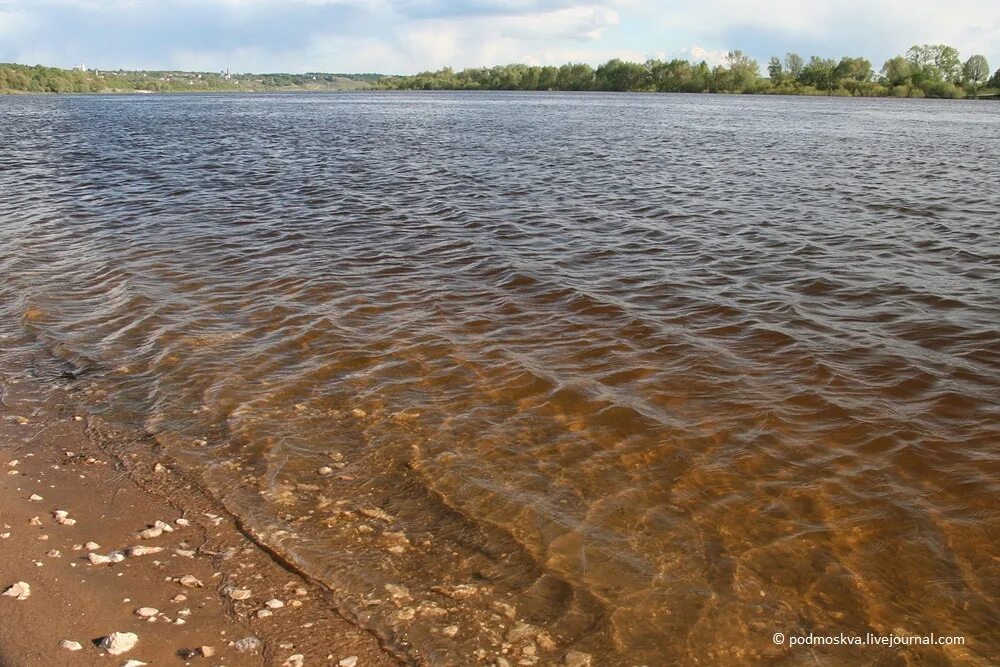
[[1, 92, 998, 665]]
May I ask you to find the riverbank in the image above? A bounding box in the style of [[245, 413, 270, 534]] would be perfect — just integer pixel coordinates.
[[0, 374, 399, 666]]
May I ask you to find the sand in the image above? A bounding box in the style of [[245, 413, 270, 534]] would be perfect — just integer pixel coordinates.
[[0, 376, 400, 666]]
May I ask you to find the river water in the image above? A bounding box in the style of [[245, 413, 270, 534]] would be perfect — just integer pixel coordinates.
[[1, 92, 997, 665]]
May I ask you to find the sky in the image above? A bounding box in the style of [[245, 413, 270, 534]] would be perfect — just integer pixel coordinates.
[[0, 0, 998, 75]]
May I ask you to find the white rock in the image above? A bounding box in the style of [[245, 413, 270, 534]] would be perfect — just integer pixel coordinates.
[[179, 575, 203, 588], [100, 631, 138, 655], [127, 545, 164, 557], [283, 654, 305, 667], [59, 639, 83, 651], [442, 625, 459, 638], [175, 518, 191, 527], [134, 607, 159, 618], [85, 541, 101, 550], [339, 657, 359, 667], [256, 609, 273, 619], [229, 588, 252, 600], [87, 553, 112, 564], [121, 661, 148, 667], [265, 598, 285, 609], [138, 527, 162, 540], [29, 494, 43, 502], [233, 636, 262, 653], [153, 520, 174, 533], [2, 582, 31, 600]]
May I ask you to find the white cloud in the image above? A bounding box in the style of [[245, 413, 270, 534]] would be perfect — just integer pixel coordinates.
[[0, 0, 997, 74], [689, 44, 727, 67]]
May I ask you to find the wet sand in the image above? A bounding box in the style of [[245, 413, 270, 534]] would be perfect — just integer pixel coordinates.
[[0, 376, 399, 666]]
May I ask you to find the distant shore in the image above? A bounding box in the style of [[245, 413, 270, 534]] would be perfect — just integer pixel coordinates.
[[3, 46, 999, 99], [0, 374, 398, 666]]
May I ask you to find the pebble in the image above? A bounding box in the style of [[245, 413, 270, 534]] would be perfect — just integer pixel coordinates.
[[153, 520, 174, 532], [563, 651, 593, 667], [121, 661, 147, 667], [283, 655, 305, 667], [265, 598, 285, 609], [85, 541, 101, 550], [536, 633, 557, 652], [228, 587, 252, 600], [134, 607, 159, 618], [59, 639, 83, 651], [338, 657, 359, 667], [29, 517, 43, 526], [29, 494, 43, 502], [234, 636, 263, 653], [138, 527, 162, 540], [179, 575, 204, 588], [2, 581, 31, 600], [88, 552, 126, 565], [492, 601, 517, 619], [100, 631, 139, 655], [53, 510, 76, 526], [318, 466, 334, 476], [127, 545, 164, 557], [384, 584, 411, 601], [175, 518, 191, 527], [256, 609, 273, 619], [442, 624, 459, 638]]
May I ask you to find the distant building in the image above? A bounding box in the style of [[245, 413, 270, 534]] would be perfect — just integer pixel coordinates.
[[74, 63, 86, 71]]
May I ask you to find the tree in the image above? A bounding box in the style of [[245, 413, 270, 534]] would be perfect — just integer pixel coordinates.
[[785, 52, 805, 80], [801, 56, 837, 91], [834, 57, 873, 82], [767, 56, 784, 83], [881, 56, 912, 87], [722, 50, 760, 91], [962, 55, 990, 95], [989, 68, 1000, 89], [595, 59, 650, 91]]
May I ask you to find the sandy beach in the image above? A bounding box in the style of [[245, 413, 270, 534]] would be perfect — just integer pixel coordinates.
[[0, 375, 400, 667]]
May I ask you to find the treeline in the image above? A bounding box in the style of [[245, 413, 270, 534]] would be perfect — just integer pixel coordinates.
[[0, 63, 375, 93], [3, 45, 998, 98], [378, 45, 999, 98]]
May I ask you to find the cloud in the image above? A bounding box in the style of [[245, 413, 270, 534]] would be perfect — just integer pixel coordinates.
[[688, 44, 728, 67], [0, 0, 997, 74]]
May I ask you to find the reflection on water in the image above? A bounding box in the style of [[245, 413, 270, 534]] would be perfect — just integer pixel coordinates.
[[1, 92, 998, 665]]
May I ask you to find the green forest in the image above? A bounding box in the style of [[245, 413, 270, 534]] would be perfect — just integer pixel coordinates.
[[378, 45, 998, 98], [2, 44, 998, 98]]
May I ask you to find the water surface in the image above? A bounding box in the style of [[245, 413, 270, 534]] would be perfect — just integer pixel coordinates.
[[1, 92, 998, 665]]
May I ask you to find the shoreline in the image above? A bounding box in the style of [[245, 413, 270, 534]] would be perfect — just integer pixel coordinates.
[[2, 88, 998, 100], [0, 373, 400, 666]]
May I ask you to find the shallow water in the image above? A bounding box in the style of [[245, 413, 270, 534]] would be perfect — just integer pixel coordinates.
[[1, 92, 998, 665]]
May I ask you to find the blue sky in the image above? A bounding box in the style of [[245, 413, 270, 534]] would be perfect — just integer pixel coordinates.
[[1, 0, 997, 75]]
